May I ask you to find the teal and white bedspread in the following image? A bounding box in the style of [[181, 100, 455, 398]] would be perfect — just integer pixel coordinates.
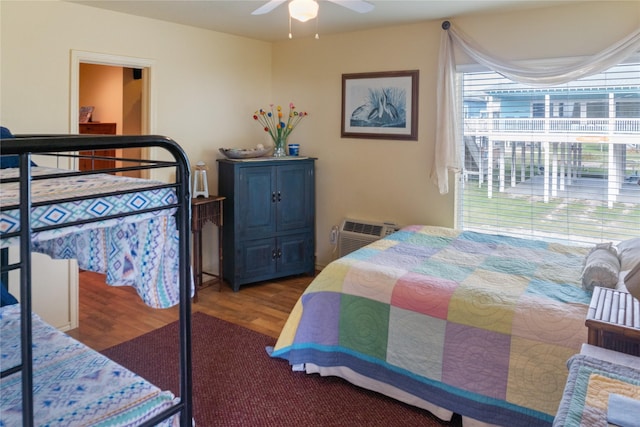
[[0, 304, 179, 426], [271, 225, 592, 426], [0, 167, 184, 308]]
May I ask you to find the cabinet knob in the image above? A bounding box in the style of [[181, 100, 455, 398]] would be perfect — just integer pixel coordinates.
[[272, 249, 277, 259], [277, 191, 282, 202], [272, 192, 276, 203]]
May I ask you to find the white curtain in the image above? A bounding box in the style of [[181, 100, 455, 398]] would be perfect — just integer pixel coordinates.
[[431, 22, 640, 194]]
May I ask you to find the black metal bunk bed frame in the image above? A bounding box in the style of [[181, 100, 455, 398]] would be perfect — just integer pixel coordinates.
[[0, 134, 193, 426]]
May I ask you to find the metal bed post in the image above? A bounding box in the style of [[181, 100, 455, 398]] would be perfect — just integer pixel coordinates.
[[176, 142, 193, 426], [19, 152, 34, 426], [1, 135, 194, 426]]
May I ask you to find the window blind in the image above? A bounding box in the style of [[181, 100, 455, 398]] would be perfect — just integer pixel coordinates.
[[457, 62, 640, 245]]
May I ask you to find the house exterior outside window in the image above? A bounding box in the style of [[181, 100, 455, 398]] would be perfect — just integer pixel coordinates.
[[458, 62, 640, 244]]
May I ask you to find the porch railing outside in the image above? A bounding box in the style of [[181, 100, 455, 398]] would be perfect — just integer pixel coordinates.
[[465, 117, 640, 137], [459, 117, 640, 244], [462, 117, 640, 195]]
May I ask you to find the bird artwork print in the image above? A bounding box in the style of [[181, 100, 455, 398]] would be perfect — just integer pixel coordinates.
[[350, 87, 406, 128]]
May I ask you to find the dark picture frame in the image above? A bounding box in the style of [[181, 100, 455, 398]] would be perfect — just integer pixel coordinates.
[[341, 70, 419, 140]]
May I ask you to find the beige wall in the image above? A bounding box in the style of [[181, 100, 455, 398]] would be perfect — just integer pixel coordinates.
[[272, 1, 640, 267], [123, 68, 142, 135], [0, 0, 272, 167], [1, 1, 639, 279]]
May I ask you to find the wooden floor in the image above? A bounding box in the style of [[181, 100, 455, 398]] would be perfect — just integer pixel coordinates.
[[67, 271, 313, 351]]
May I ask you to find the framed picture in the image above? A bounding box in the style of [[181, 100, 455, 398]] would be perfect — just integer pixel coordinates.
[[341, 70, 419, 140], [79, 106, 94, 123]]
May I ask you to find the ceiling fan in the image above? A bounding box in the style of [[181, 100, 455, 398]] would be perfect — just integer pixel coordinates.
[[252, 0, 375, 22]]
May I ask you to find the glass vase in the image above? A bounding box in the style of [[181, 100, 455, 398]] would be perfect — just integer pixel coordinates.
[[273, 136, 287, 157]]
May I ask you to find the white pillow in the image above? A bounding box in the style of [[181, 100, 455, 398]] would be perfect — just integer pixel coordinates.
[[624, 261, 640, 300], [581, 243, 620, 291], [616, 238, 640, 271]]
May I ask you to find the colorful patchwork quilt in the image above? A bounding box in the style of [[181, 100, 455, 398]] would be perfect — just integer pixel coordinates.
[[0, 304, 179, 426], [0, 167, 185, 308], [271, 225, 592, 426], [553, 354, 640, 426]]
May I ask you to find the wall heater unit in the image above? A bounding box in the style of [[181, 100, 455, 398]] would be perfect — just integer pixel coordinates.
[[338, 218, 400, 257]]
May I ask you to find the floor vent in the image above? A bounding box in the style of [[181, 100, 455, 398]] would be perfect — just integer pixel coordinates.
[[338, 218, 399, 257]]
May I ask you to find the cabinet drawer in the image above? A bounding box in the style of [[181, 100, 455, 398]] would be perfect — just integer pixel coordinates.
[[79, 122, 116, 134]]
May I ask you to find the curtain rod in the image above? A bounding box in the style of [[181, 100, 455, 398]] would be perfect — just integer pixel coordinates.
[[442, 21, 450, 30]]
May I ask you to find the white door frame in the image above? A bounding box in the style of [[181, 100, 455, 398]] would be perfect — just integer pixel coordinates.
[[70, 50, 156, 167], [67, 50, 156, 329]]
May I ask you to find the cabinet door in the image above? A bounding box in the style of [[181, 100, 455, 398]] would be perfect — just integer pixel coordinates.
[[238, 166, 276, 237], [279, 233, 314, 274], [238, 237, 277, 279], [239, 234, 312, 282], [277, 163, 314, 231]]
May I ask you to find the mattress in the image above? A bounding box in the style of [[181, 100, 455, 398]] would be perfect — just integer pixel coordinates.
[[0, 166, 185, 308], [271, 225, 592, 426], [0, 304, 179, 426], [0, 166, 177, 246]]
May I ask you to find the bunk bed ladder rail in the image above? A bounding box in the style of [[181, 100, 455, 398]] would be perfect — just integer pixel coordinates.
[[0, 151, 37, 425], [19, 152, 35, 425], [0, 135, 193, 426], [137, 136, 194, 426]]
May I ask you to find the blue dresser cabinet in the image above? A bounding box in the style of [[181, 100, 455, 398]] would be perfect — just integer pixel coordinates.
[[218, 158, 316, 291]]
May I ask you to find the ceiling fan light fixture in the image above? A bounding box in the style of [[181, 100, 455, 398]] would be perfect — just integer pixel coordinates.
[[288, 0, 318, 23]]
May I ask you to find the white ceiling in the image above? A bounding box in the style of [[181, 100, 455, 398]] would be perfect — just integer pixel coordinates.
[[70, 0, 572, 42]]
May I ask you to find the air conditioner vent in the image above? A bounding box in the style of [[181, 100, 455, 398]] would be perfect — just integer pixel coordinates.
[[338, 218, 400, 257], [342, 220, 383, 237]]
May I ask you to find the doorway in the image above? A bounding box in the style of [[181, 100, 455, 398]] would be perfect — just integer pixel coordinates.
[[78, 63, 143, 175], [70, 50, 156, 177], [67, 50, 156, 329]]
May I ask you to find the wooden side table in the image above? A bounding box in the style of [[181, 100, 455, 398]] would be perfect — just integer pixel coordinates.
[[585, 286, 640, 356], [191, 196, 225, 299]]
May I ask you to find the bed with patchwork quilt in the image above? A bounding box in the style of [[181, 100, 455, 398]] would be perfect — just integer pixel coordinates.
[[270, 225, 593, 426]]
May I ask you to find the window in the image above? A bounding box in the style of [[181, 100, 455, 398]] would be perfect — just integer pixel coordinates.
[[457, 62, 640, 245]]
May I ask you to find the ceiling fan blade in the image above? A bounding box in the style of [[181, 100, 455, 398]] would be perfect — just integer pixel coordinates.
[[251, 0, 287, 15], [329, 0, 375, 14]]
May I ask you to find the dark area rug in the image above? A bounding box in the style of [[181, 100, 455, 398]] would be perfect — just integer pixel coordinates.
[[102, 312, 462, 426]]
